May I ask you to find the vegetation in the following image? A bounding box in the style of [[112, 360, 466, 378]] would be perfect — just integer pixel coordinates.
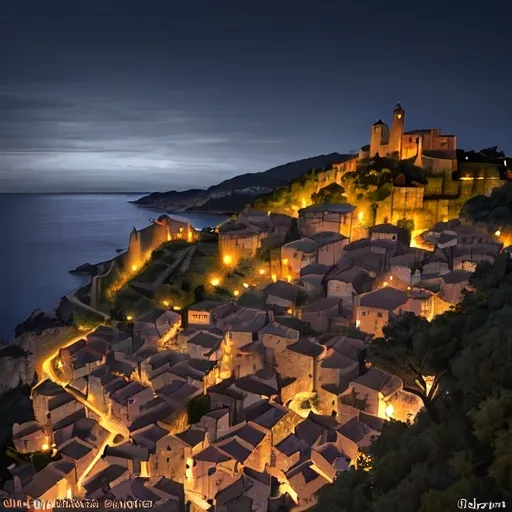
[[314, 254, 512, 511], [460, 181, 512, 229], [187, 394, 211, 424], [254, 168, 321, 213], [73, 311, 102, 330], [458, 146, 507, 163], [311, 183, 347, 205], [6, 447, 60, 472], [396, 218, 415, 233]]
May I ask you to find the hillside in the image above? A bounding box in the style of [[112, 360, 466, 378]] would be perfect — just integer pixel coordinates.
[[132, 153, 353, 212], [460, 181, 512, 228]]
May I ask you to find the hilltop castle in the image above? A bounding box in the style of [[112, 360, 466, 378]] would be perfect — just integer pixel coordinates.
[[360, 103, 456, 162], [298, 104, 507, 230]]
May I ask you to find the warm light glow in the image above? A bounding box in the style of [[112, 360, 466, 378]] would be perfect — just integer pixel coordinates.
[[56, 360, 63, 369], [407, 286, 411, 291], [140, 460, 150, 478], [173, 306, 181, 311], [282, 258, 289, 265], [271, 273, 277, 282], [243, 283, 249, 288], [389, 276, 393, 281], [385, 404, 394, 418], [41, 443, 49, 451], [301, 196, 307, 208], [357, 211, 364, 222], [162, 300, 170, 307], [223, 254, 233, 265], [187, 230, 193, 242], [259, 268, 266, 275], [179, 227, 184, 233], [383, 281, 388, 287], [267, 211, 271, 216], [66, 487, 73, 499], [495, 230, 501, 237], [286, 274, 292, 282], [287, 308, 293, 314], [442, 217, 448, 222], [167, 233, 171, 241], [356, 319, 361, 328], [126, 315, 133, 321], [210, 278, 220, 287], [131, 264, 138, 272], [233, 290, 240, 296]]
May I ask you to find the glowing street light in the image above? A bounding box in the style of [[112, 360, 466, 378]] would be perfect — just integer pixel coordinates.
[[210, 278, 220, 287], [131, 264, 138, 272], [233, 290, 240, 297], [286, 274, 292, 282], [126, 315, 133, 321], [223, 254, 233, 265], [162, 300, 170, 307], [41, 443, 49, 451], [243, 283, 249, 288], [385, 404, 394, 418], [259, 268, 266, 275], [495, 230, 501, 237]]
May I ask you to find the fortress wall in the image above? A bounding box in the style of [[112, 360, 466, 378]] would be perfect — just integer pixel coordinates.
[[424, 177, 444, 196], [422, 156, 457, 176]]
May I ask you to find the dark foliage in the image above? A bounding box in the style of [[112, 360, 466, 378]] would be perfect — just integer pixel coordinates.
[[314, 254, 512, 511]]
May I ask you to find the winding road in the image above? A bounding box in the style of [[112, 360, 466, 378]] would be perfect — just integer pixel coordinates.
[[41, 331, 128, 493]]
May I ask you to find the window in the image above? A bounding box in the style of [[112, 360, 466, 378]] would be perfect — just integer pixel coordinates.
[[377, 312, 383, 318], [331, 400, 335, 406], [166, 458, 170, 463], [362, 311, 366, 317], [167, 446, 172, 451]]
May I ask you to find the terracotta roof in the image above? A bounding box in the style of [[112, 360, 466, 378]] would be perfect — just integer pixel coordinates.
[[195, 445, 231, 463], [300, 262, 334, 277], [288, 337, 324, 357], [309, 231, 346, 246], [188, 331, 223, 349], [353, 368, 402, 396], [217, 439, 252, 463], [358, 287, 408, 310], [175, 428, 207, 448], [301, 296, 341, 313]]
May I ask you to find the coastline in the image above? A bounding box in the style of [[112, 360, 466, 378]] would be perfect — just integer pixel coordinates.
[[130, 201, 236, 217]]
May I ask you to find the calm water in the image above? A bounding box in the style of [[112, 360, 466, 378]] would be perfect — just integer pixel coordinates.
[[0, 194, 227, 339]]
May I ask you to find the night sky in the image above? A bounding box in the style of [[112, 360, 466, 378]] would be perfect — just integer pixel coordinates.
[[1, 0, 511, 193]]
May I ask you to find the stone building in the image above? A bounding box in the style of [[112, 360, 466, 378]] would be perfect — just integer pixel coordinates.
[[298, 203, 356, 239]]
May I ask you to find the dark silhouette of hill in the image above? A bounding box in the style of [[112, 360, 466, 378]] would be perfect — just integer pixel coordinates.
[[133, 153, 353, 212]]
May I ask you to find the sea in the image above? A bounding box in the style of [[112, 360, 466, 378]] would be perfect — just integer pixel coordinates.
[[0, 194, 228, 340]]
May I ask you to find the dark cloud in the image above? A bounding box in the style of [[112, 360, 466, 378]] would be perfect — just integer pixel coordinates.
[[1, 0, 511, 192]]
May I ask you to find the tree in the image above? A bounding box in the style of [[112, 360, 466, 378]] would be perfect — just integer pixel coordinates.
[[310, 183, 347, 204], [479, 146, 505, 159], [314, 256, 512, 510]]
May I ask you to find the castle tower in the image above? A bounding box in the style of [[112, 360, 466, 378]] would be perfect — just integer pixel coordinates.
[[414, 136, 424, 168], [127, 227, 141, 271], [389, 103, 405, 158], [370, 119, 388, 158]]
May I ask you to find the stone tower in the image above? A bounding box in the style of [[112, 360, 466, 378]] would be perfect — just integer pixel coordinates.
[[414, 136, 424, 168], [389, 103, 405, 158], [127, 227, 141, 271], [370, 119, 389, 158]]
